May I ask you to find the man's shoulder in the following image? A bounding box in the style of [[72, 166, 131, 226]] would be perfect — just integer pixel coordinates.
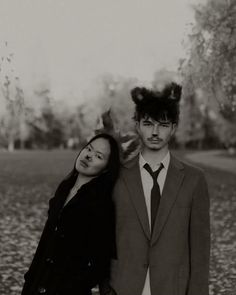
[[113, 156, 139, 187], [119, 152, 207, 178], [170, 153, 206, 177], [120, 155, 139, 170]]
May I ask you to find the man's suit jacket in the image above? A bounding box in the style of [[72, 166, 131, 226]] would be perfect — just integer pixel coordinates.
[[110, 153, 210, 295]]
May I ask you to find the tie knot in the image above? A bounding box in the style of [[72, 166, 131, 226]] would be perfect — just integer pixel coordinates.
[[143, 163, 164, 180]]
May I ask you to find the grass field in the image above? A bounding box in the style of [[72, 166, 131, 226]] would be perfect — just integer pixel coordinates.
[[0, 150, 235, 295]]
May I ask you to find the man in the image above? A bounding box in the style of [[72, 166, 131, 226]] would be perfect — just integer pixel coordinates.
[[109, 83, 210, 295]]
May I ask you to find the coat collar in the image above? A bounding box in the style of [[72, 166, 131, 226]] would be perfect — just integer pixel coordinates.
[[122, 156, 151, 240], [50, 175, 107, 215], [123, 152, 183, 170], [122, 152, 185, 242], [151, 153, 185, 245]]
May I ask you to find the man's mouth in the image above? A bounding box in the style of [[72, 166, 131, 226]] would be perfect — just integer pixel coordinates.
[[148, 138, 162, 143]]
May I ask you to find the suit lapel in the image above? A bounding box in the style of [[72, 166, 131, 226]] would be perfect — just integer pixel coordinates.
[[122, 157, 151, 240], [151, 154, 185, 245]]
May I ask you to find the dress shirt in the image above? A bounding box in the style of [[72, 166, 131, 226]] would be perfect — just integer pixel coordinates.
[[139, 151, 170, 295]]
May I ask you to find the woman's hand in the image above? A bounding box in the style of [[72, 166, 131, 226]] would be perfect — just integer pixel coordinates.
[[99, 280, 117, 295]]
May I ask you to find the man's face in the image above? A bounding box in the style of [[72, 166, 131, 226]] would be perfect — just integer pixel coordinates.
[[136, 116, 176, 151]]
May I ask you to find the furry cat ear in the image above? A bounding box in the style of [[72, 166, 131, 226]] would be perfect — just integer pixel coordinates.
[[131, 87, 144, 104], [131, 87, 152, 104], [162, 82, 182, 102]]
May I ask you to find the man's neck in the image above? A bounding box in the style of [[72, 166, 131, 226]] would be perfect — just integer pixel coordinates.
[[141, 146, 169, 165]]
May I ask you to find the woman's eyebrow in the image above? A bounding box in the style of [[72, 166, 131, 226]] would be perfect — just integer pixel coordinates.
[[90, 143, 104, 156], [95, 150, 104, 156]]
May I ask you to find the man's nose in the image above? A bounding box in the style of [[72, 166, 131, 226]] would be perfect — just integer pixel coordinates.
[[152, 124, 159, 136]]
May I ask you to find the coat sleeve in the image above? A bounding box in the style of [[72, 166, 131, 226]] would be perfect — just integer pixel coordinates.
[[76, 200, 116, 290], [188, 172, 210, 295]]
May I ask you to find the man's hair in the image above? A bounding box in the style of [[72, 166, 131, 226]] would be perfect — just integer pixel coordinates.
[[131, 82, 182, 124]]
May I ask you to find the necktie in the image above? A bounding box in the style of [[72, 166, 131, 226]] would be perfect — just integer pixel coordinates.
[[143, 163, 164, 231]]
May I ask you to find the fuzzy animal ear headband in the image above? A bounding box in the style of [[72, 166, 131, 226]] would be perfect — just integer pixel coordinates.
[[131, 82, 182, 105]]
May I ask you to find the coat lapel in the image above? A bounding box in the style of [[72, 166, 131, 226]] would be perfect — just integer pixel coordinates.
[[122, 157, 151, 240], [151, 154, 185, 246]]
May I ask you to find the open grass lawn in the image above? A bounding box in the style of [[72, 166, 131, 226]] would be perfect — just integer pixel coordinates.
[[0, 150, 235, 295]]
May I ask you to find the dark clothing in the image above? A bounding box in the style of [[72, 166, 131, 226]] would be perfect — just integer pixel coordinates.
[[22, 174, 116, 295]]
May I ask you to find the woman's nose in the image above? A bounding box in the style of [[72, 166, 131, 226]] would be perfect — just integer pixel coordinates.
[[85, 154, 92, 161]]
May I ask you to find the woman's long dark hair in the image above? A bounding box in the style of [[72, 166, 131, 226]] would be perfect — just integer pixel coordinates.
[[57, 133, 120, 193]]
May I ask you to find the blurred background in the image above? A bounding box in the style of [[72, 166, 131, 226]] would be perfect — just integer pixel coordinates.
[[0, 0, 235, 294]]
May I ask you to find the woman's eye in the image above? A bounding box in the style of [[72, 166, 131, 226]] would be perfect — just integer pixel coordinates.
[[96, 154, 103, 159]]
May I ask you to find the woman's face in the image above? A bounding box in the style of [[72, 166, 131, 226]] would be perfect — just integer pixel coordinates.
[[75, 137, 111, 177]]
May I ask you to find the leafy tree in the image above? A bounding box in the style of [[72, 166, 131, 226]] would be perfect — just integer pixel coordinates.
[[66, 103, 95, 148], [95, 74, 137, 134], [0, 43, 26, 151], [176, 76, 220, 149], [181, 0, 236, 149], [176, 78, 205, 148], [94, 74, 141, 159], [27, 87, 64, 149], [152, 69, 180, 91]]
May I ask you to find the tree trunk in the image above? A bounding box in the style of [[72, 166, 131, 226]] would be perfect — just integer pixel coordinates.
[[8, 138, 15, 152], [20, 139, 25, 149]]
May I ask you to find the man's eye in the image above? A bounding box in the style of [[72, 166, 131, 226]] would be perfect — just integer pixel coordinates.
[[96, 154, 103, 159], [143, 122, 152, 126]]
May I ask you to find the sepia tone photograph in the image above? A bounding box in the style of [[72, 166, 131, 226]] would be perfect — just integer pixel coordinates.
[[0, 0, 235, 295]]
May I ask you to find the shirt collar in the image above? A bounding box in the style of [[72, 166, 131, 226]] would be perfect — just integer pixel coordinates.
[[139, 151, 170, 171]]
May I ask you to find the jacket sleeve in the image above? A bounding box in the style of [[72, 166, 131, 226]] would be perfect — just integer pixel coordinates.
[[188, 172, 210, 295], [89, 201, 116, 286]]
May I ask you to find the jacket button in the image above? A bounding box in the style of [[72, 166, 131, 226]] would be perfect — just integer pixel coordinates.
[[38, 287, 47, 293], [59, 233, 65, 238], [143, 263, 149, 268], [54, 226, 58, 232]]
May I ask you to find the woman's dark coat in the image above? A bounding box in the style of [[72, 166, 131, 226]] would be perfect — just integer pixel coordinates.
[[21, 174, 116, 295]]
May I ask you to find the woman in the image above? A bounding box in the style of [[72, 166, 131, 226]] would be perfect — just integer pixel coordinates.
[[21, 133, 120, 295]]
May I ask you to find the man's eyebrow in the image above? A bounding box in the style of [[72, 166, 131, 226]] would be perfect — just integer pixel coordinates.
[[159, 121, 171, 124], [142, 118, 171, 124]]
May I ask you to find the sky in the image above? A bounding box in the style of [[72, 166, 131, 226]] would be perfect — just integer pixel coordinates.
[[0, 0, 203, 104]]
